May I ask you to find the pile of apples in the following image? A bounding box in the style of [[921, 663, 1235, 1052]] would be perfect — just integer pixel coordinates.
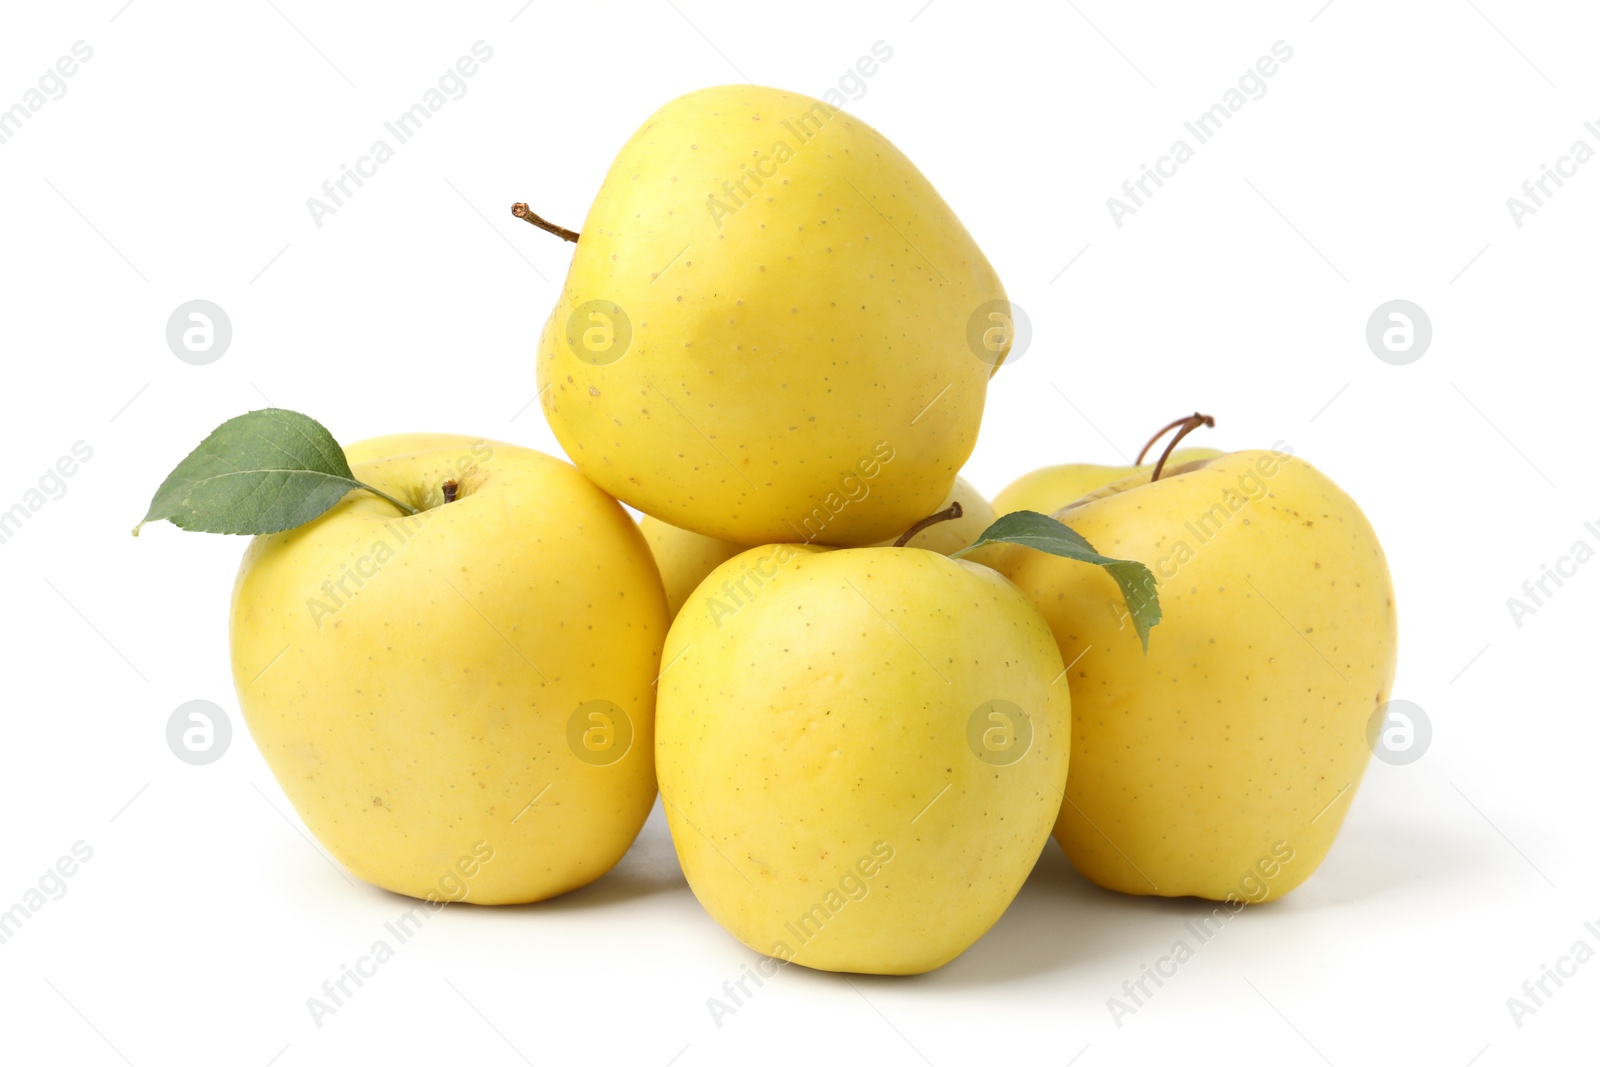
[[179, 86, 1396, 976]]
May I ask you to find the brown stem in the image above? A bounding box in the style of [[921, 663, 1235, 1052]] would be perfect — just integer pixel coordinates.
[[893, 501, 964, 547], [1147, 413, 1215, 482], [442, 479, 459, 504], [511, 203, 580, 243], [1137, 416, 1196, 464]]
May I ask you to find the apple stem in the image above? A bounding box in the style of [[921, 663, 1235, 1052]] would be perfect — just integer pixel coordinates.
[[358, 481, 420, 517], [1141, 413, 1216, 482], [893, 501, 964, 547], [442, 480, 459, 504], [1137, 414, 1199, 464], [511, 203, 580, 243]]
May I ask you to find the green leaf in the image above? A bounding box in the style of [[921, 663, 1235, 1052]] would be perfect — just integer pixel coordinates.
[[133, 408, 417, 536], [954, 510, 1162, 651]]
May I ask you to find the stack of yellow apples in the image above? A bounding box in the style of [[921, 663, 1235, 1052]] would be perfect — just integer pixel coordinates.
[[180, 85, 1397, 976]]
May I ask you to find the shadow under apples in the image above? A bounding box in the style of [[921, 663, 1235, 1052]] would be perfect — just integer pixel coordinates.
[[427, 802, 1490, 979], [1289, 816, 1489, 910], [902, 812, 1491, 988], [834, 827, 1438, 991], [904, 840, 1171, 987]]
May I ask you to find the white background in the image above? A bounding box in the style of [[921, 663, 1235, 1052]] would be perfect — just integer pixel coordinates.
[[0, 1, 1595, 1064]]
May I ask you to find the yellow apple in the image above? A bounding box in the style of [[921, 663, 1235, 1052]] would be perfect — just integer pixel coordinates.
[[230, 434, 668, 904], [999, 447, 1396, 901], [538, 84, 1009, 546], [657, 543, 1069, 974]]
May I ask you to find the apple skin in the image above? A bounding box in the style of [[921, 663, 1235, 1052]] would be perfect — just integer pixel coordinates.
[[999, 448, 1397, 902], [230, 434, 668, 904], [657, 544, 1069, 974]]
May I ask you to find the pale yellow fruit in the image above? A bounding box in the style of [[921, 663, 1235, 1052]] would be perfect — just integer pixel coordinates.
[[657, 545, 1070, 974], [1000, 449, 1396, 902], [539, 84, 1008, 546], [991, 448, 1224, 517], [230, 434, 668, 904], [639, 514, 747, 622]]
